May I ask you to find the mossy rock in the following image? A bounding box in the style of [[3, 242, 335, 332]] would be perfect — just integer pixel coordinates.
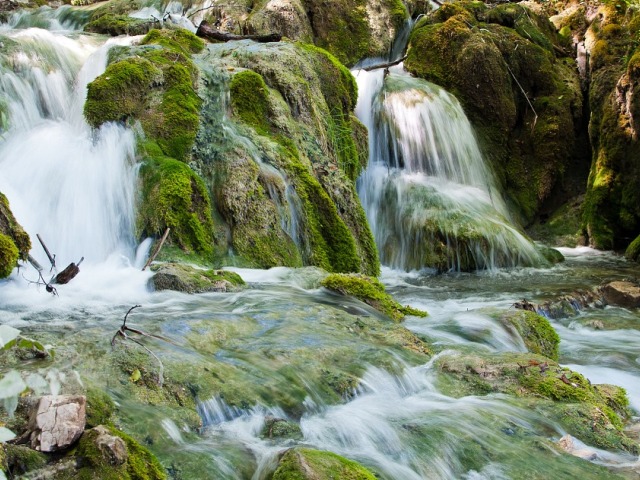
[[581, 5, 640, 250], [84, 0, 151, 36], [271, 448, 377, 480], [0, 191, 31, 262], [74, 425, 167, 479], [436, 352, 638, 453], [499, 310, 560, 360], [3, 444, 47, 477], [138, 155, 215, 256], [260, 417, 303, 441], [86, 388, 116, 428], [195, 41, 379, 275], [404, 3, 586, 225], [149, 263, 245, 293], [321, 273, 427, 322], [0, 232, 19, 278], [527, 196, 584, 247], [625, 233, 640, 261]]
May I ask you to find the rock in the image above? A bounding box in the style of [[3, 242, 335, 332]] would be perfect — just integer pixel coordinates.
[[29, 395, 86, 452], [557, 434, 598, 461], [272, 448, 377, 479], [602, 281, 640, 308], [87, 425, 128, 466], [150, 263, 245, 294]]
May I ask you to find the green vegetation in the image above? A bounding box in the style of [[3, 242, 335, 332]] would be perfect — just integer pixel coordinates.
[[3, 444, 47, 477], [321, 273, 427, 321], [0, 192, 31, 260], [500, 310, 560, 360], [86, 388, 116, 428], [272, 448, 377, 480], [150, 263, 246, 293]]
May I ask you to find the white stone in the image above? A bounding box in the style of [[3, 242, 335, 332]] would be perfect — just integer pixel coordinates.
[[30, 395, 86, 452]]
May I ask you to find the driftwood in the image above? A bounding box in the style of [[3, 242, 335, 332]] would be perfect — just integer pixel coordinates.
[[36, 234, 56, 271], [142, 227, 170, 271], [54, 257, 83, 285], [196, 21, 281, 43], [362, 56, 408, 72], [512, 298, 536, 312]]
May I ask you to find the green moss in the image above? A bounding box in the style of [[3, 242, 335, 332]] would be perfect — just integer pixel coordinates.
[[3, 444, 47, 476], [321, 273, 427, 322], [625, 233, 640, 261], [75, 426, 167, 480], [0, 233, 18, 278], [501, 311, 560, 360], [229, 70, 272, 135], [86, 388, 116, 428], [84, 0, 150, 36], [138, 155, 214, 256], [150, 263, 246, 293], [0, 192, 31, 259], [260, 418, 303, 440], [272, 448, 377, 480], [140, 28, 204, 55]]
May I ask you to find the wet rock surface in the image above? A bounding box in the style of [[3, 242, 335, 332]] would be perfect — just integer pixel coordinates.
[[29, 395, 86, 452]]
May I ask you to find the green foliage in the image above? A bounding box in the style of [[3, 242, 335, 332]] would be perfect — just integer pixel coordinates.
[[138, 155, 214, 256], [321, 273, 427, 321], [0, 233, 18, 278], [272, 448, 377, 480]]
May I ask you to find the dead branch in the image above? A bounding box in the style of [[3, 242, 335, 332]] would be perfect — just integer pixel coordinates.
[[505, 63, 538, 132], [36, 233, 56, 272], [142, 227, 170, 271], [362, 55, 408, 72], [196, 21, 281, 43]]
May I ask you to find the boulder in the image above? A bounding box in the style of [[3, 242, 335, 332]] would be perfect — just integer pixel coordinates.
[[602, 281, 640, 308], [86, 425, 128, 466], [150, 263, 245, 294], [29, 395, 86, 452], [272, 448, 377, 480]]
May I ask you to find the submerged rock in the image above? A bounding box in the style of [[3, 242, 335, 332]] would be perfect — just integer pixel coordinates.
[[150, 263, 246, 293], [272, 448, 377, 479], [602, 281, 640, 309], [499, 310, 560, 360]]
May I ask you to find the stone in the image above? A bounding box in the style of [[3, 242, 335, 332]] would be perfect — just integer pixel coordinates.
[[602, 281, 640, 309], [29, 395, 86, 452], [89, 425, 128, 466], [557, 434, 598, 461]]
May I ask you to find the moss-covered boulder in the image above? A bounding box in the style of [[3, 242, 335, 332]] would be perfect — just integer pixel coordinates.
[[85, 29, 215, 258], [0, 191, 31, 278], [150, 263, 245, 293], [321, 273, 427, 321], [272, 448, 377, 480], [84, 0, 152, 36], [580, 4, 640, 250], [194, 41, 379, 274], [405, 2, 587, 225], [2, 444, 47, 477], [499, 310, 560, 360], [437, 352, 638, 453]]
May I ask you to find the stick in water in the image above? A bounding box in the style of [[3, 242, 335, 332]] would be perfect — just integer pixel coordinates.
[[142, 228, 170, 271], [36, 234, 56, 271]]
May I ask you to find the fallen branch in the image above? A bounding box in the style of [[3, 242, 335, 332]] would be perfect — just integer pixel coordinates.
[[196, 21, 281, 43], [362, 55, 408, 72], [53, 257, 83, 285], [111, 305, 177, 387], [36, 233, 56, 272], [505, 63, 538, 132], [142, 228, 170, 271]]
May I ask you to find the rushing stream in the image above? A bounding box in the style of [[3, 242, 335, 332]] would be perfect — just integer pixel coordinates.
[[1, 7, 640, 480]]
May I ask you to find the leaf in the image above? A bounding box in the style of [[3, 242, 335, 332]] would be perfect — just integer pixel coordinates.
[[0, 325, 20, 349], [130, 369, 142, 383], [0, 426, 16, 443]]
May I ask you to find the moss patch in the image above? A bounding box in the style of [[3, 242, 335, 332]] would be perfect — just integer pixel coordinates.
[[84, 0, 151, 36], [272, 448, 377, 480], [500, 310, 560, 360], [0, 191, 31, 260], [321, 273, 427, 321], [0, 232, 19, 278]]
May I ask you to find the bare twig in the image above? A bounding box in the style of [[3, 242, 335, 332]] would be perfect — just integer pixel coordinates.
[[362, 55, 408, 72], [36, 234, 56, 272], [142, 227, 170, 271], [505, 63, 538, 132]]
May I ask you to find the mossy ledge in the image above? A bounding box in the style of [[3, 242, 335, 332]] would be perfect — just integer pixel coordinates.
[[84, 28, 214, 257], [437, 352, 638, 454], [500, 310, 560, 361], [271, 447, 377, 480], [321, 273, 427, 321]]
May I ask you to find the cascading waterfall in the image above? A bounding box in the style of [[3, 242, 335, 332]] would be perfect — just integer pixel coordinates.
[[0, 27, 139, 269], [355, 67, 544, 272]]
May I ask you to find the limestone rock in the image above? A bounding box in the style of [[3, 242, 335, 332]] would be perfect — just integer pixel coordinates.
[[88, 425, 128, 466], [29, 395, 86, 452], [602, 281, 640, 308], [150, 263, 245, 294]]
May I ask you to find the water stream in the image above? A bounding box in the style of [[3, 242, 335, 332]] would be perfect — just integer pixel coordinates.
[[0, 10, 639, 480]]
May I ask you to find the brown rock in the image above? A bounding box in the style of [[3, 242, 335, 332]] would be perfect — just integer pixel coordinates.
[[602, 281, 640, 308], [90, 425, 128, 466], [29, 395, 86, 452]]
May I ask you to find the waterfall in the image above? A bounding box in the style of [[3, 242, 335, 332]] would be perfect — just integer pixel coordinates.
[[0, 28, 139, 269], [355, 67, 544, 272]]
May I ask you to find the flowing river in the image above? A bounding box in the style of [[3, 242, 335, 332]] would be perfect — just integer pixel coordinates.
[[0, 7, 639, 480]]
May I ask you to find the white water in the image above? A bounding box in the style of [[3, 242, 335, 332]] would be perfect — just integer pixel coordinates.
[[0, 29, 140, 272], [354, 67, 543, 271]]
